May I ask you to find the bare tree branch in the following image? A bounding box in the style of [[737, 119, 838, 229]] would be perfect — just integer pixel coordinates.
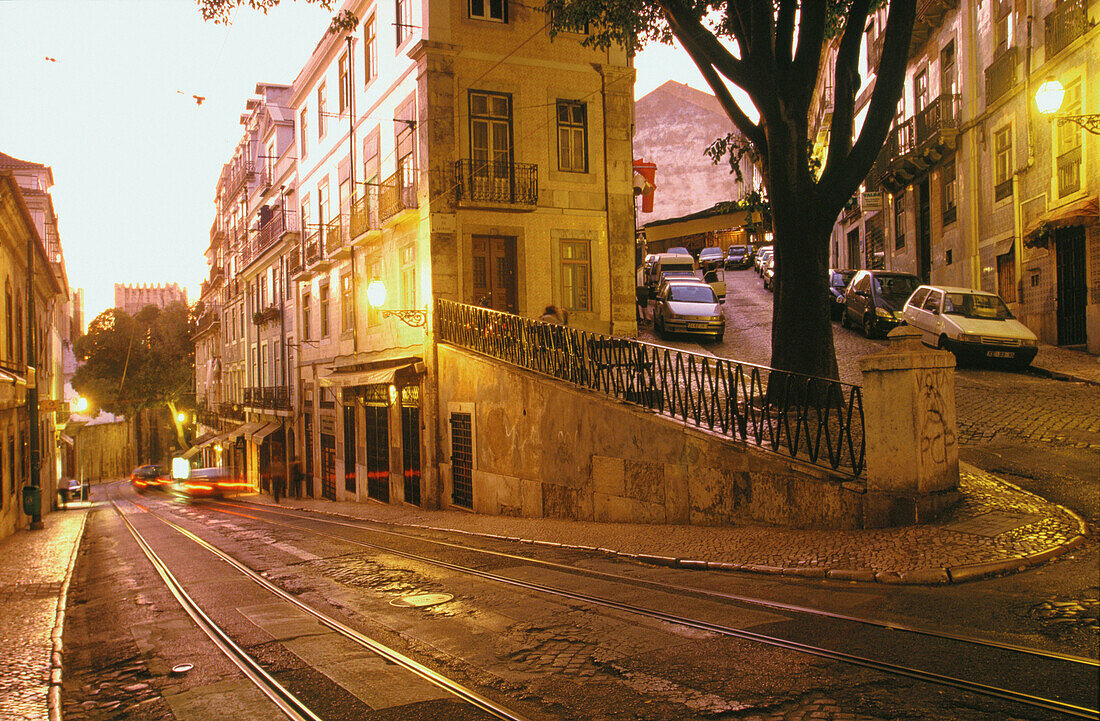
[[821, 0, 872, 179]]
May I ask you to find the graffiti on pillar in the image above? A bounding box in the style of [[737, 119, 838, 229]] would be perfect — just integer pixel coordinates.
[[916, 368, 956, 468]]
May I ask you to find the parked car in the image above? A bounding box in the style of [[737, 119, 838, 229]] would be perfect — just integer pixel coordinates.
[[666, 246, 692, 256], [647, 252, 697, 290], [58, 478, 83, 506], [828, 269, 858, 320], [698, 247, 724, 271], [130, 464, 168, 492], [902, 285, 1039, 367], [702, 266, 727, 303], [653, 279, 725, 343], [725, 244, 753, 269], [754, 246, 774, 275], [840, 269, 921, 338], [762, 256, 776, 291]]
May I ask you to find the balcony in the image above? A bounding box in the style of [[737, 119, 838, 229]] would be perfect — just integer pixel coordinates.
[[984, 46, 1017, 106], [877, 94, 960, 193], [1057, 145, 1082, 198], [910, 0, 961, 58], [1045, 0, 1087, 61], [303, 228, 329, 271], [218, 402, 245, 422], [379, 165, 418, 222], [256, 206, 298, 255], [454, 159, 538, 208], [324, 215, 351, 261], [868, 32, 884, 71], [243, 385, 291, 412], [208, 262, 224, 285], [349, 192, 379, 242], [227, 156, 255, 198], [286, 245, 304, 280]]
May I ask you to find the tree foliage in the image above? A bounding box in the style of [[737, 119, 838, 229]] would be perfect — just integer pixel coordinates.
[[72, 303, 196, 419]]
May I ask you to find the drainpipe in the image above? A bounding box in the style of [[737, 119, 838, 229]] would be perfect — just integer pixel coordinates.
[[25, 228, 42, 529], [595, 59, 615, 335], [1012, 2, 1036, 311], [964, 0, 983, 289], [348, 32, 360, 354]]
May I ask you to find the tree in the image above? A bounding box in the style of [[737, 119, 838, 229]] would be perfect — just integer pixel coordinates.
[[545, 0, 916, 380], [72, 302, 197, 451]]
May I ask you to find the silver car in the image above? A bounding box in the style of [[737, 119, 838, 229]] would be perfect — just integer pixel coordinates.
[[653, 279, 724, 342]]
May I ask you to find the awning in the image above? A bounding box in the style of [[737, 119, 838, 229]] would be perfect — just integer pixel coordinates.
[[180, 432, 227, 460], [227, 420, 266, 441], [250, 422, 283, 443], [319, 363, 414, 388], [60, 434, 74, 448], [1024, 195, 1098, 247]]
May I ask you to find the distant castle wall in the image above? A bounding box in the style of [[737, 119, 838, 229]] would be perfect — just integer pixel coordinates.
[[114, 282, 188, 316]]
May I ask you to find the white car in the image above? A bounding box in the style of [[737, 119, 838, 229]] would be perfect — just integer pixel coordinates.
[[901, 285, 1039, 367]]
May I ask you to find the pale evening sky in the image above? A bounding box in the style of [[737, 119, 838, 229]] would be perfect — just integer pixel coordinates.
[[1, 0, 725, 324]]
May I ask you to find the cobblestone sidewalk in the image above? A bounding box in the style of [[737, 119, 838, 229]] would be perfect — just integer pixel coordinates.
[[250, 462, 1090, 586], [0, 508, 89, 721]]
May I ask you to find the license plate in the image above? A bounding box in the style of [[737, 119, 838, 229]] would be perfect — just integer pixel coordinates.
[[688, 322, 709, 329], [987, 350, 1013, 358]]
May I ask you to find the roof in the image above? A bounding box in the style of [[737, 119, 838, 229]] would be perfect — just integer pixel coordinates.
[[0, 151, 47, 170], [644, 201, 748, 229], [636, 80, 727, 118]]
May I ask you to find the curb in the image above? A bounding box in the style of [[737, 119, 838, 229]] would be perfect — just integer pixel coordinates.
[[245, 492, 1089, 588], [48, 510, 90, 721], [1028, 364, 1100, 387]]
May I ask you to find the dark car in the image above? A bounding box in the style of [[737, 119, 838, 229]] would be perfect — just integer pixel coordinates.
[[724, 244, 753, 269], [698, 247, 724, 271], [840, 269, 920, 338], [130, 464, 168, 492], [828, 269, 858, 320]]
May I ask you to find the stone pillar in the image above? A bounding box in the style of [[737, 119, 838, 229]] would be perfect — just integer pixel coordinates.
[[858, 326, 961, 527]]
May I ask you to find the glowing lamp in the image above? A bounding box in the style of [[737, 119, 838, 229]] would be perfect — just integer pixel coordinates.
[[366, 279, 387, 307], [1035, 78, 1065, 116]]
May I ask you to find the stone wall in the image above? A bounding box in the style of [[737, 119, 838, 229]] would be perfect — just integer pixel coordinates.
[[436, 345, 867, 530]]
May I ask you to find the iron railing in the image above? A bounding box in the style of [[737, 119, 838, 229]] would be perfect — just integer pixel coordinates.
[[436, 299, 866, 476], [454, 159, 538, 205], [243, 385, 291, 411], [303, 229, 323, 266], [379, 165, 417, 221], [257, 207, 297, 253], [286, 245, 302, 276], [984, 46, 1017, 106], [1045, 0, 1087, 61], [218, 402, 245, 422], [913, 94, 960, 147], [349, 192, 378, 238], [1057, 144, 1082, 198], [324, 215, 344, 255]]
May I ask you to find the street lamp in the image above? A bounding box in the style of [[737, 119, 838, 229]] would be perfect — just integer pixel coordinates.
[[365, 279, 427, 328], [73, 396, 89, 414], [1035, 77, 1100, 134]]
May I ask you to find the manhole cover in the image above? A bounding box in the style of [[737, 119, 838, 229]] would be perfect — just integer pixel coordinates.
[[390, 593, 453, 608]]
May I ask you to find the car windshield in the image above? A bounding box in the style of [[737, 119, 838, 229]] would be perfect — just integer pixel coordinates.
[[729, 246, 747, 255], [830, 270, 856, 288], [873, 274, 919, 298], [944, 292, 1014, 320], [669, 285, 717, 303], [700, 248, 721, 256]]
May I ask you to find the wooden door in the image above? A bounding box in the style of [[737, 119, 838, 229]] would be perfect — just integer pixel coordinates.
[[472, 235, 517, 312]]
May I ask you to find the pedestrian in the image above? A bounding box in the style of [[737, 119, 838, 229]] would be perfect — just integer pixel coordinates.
[[540, 304, 567, 325], [288, 458, 302, 499], [269, 458, 286, 503], [635, 284, 650, 324]]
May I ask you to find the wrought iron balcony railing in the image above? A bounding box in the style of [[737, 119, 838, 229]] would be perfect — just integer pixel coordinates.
[[984, 46, 1017, 106], [349, 192, 378, 238], [1057, 144, 1082, 198], [218, 402, 245, 422], [1045, 0, 1087, 61], [285, 245, 303, 277], [913, 94, 960, 148], [379, 165, 418, 221], [303, 229, 323, 266], [244, 385, 291, 411], [256, 206, 297, 253], [324, 215, 344, 255], [454, 159, 538, 206], [437, 299, 865, 476]]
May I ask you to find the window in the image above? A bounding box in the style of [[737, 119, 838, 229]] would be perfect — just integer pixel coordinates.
[[894, 191, 906, 249], [299, 106, 309, 158], [318, 180, 329, 226], [259, 341, 267, 386], [940, 40, 956, 96], [469, 90, 512, 166], [396, 0, 412, 45], [301, 291, 312, 340], [338, 52, 350, 114], [363, 15, 376, 83], [915, 68, 929, 112], [319, 284, 330, 338], [5, 284, 11, 363], [470, 0, 506, 22], [363, 129, 380, 193], [1057, 79, 1082, 198], [317, 83, 327, 138], [995, 3, 1013, 54], [942, 159, 957, 225], [560, 240, 591, 311], [300, 197, 311, 234], [400, 245, 416, 309], [395, 98, 416, 183], [994, 125, 1013, 201], [368, 261, 383, 325], [556, 101, 588, 173], [340, 274, 353, 333]]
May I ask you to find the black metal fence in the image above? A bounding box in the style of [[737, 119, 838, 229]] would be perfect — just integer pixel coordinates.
[[437, 299, 866, 476]]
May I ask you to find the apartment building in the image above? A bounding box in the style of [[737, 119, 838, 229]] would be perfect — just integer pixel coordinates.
[[829, 0, 1099, 352], [198, 0, 636, 506], [0, 161, 68, 540]]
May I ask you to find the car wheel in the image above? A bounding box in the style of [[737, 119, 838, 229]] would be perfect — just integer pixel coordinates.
[[937, 334, 949, 350], [655, 316, 666, 339], [863, 314, 877, 339], [840, 309, 851, 329]]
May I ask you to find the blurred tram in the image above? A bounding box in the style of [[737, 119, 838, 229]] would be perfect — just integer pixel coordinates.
[[170, 467, 249, 500]]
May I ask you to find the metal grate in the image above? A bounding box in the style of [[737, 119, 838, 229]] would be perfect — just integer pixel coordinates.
[[320, 433, 336, 500], [402, 406, 421, 506], [450, 412, 473, 508], [343, 405, 356, 493], [437, 299, 865, 476]]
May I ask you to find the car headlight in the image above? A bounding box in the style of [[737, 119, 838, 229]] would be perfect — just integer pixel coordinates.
[[958, 333, 982, 343], [1019, 338, 1038, 347], [875, 307, 893, 318]]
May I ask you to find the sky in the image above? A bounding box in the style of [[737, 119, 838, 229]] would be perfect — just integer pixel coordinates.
[[1, 0, 719, 324]]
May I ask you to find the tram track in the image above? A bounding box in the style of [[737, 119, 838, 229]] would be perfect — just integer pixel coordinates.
[[106, 484, 534, 721], [173, 494, 1098, 720]]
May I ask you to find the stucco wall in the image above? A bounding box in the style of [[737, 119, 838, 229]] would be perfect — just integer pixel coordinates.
[[436, 345, 866, 530]]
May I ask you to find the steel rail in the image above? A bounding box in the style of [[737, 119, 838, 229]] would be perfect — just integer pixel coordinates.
[[194, 497, 1097, 719], [114, 489, 533, 721], [215, 499, 1099, 669], [108, 496, 322, 721]]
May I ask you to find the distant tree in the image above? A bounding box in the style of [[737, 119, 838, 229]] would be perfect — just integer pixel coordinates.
[[540, 0, 916, 380], [72, 302, 196, 450]]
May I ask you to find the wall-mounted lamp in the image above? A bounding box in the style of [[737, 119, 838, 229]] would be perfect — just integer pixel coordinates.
[[1035, 77, 1100, 135], [366, 279, 426, 327]]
